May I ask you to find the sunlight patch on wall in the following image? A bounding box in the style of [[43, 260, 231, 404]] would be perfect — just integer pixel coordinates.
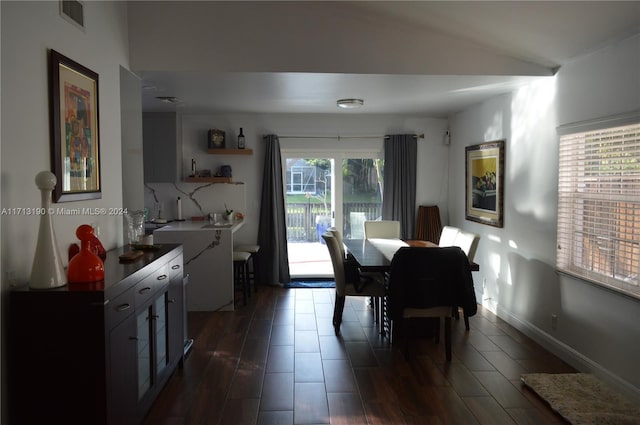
[[484, 111, 504, 141], [509, 77, 558, 221], [505, 262, 513, 286], [508, 239, 518, 249], [489, 252, 502, 282]]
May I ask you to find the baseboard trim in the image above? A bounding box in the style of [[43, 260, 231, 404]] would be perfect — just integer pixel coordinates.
[[494, 305, 640, 404]]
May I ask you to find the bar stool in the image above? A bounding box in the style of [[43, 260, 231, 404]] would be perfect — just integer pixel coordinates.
[[234, 244, 260, 292], [233, 251, 251, 306]]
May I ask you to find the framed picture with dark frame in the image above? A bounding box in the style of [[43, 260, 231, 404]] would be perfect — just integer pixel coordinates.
[[49, 49, 101, 202], [465, 140, 505, 227]]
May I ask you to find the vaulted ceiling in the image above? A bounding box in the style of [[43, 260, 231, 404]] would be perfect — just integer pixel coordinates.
[[128, 1, 640, 116]]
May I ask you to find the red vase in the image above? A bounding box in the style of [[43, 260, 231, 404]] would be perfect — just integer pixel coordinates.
[[67, 225, 105, 284]]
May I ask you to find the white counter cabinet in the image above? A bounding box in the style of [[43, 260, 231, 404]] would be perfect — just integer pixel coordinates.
[[153, 220, 244, 311]]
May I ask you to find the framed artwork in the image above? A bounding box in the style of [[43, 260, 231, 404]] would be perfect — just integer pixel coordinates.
[[49, 49, 101, 202], [208, 128, 225, 149], [465, 140, 505, 227]]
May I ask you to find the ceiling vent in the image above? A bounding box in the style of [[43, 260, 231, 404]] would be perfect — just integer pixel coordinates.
[[60, 0, 85, 31]]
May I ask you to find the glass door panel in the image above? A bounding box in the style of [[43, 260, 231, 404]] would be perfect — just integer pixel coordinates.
[[342, 158, 383, 239], [284, 157, 334, 278]]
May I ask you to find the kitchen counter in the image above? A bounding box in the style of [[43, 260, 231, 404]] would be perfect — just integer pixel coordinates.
[[153, 219, 244, 232], [153, 219, 245, 311]]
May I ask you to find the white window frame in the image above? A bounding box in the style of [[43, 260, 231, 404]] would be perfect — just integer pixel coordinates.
[[556, 111, 640, 298]]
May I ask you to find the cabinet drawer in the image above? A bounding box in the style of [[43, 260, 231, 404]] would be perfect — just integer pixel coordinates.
[[134, 265, 169, 308], [106, 287, 135, 329]]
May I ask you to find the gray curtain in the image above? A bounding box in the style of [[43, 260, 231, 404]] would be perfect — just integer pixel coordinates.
[[382, 134, 417, 240], [257, 135, 291, 285]]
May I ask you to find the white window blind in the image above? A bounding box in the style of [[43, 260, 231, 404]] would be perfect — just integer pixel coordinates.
[[557, 119, 640, 298]]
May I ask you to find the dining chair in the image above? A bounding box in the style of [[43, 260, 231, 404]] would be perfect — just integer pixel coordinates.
[[326, 227, 345, 258], [328, 226, 382, 319], [439, 226, 480, 262], [439, 227, 480, 329], [453, 230, 480, 263], [322, 232, 387, 335], [386, 246, 477, 361], [438, 225, 460, 247], [364, 220, 401, 239]]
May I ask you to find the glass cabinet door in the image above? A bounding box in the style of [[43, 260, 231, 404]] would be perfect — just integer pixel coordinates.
[[154, 293, 168, 376], [136, 306, 152, 400]]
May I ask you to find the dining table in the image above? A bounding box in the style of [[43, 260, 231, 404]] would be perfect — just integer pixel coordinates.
[[342, 238, 480, 272], [342, 238, 479, 338]]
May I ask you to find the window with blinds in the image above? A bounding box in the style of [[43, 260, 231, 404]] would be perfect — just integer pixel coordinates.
[[557, 118, 640, 298]]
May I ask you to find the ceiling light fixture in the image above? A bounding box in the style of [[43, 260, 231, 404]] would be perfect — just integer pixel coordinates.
[[337, 98, 364, 109], [155, 96, 180, 104]]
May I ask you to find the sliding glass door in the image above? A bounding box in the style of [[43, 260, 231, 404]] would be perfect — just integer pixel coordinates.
[[283, 151, 383, 278], [340, 158, 383, 240]]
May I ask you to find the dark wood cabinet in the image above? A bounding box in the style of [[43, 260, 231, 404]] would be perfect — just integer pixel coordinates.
[[8, 244, 184, 425], [108, 313, 138, 425]]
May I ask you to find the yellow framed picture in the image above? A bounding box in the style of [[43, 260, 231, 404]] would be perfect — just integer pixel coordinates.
[[465, 140, 505, 227]]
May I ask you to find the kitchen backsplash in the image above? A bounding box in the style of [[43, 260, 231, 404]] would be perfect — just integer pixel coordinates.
[[143, 182, 246, 222]]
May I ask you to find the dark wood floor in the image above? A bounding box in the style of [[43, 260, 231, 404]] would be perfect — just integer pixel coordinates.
[[142, 285, 574, 425]]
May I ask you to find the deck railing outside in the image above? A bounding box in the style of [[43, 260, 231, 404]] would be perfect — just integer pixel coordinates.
[[286, 202, 382, 242]]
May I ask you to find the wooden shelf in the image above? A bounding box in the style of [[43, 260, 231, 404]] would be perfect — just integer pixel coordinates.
[[185, 177, 232, 183], [207, 148, 253, 155]]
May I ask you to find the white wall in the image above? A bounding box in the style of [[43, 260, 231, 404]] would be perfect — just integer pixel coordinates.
[[120, 66, 145, 214], [1, 1, 130, 274], [1, 2, 130, 421], [145, 113, 448, 246], [448, 34, 640, 398]]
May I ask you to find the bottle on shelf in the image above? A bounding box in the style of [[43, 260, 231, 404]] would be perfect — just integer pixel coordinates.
[[237, 128, 245, 149]]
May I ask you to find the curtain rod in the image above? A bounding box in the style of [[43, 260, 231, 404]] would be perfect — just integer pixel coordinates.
[[277, 134, 424, 140]]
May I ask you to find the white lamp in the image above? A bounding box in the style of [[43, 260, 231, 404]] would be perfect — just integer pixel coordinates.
[[29, 171, 66, 289]]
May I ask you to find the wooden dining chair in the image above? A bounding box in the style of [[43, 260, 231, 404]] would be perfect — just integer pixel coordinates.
[[364, 220, 401, 239], [322, 232, 387, 335], [386, 246, 477, 361]]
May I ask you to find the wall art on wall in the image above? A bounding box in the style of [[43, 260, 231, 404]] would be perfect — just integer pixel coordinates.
[[465, 140, 505, 227], [208, 128, 225, 149], [49, 49, 101, 202]]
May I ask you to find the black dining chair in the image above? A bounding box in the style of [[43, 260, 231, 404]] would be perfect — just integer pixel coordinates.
[[386, 246, 477, 361], [322, 232, 386, 335]]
